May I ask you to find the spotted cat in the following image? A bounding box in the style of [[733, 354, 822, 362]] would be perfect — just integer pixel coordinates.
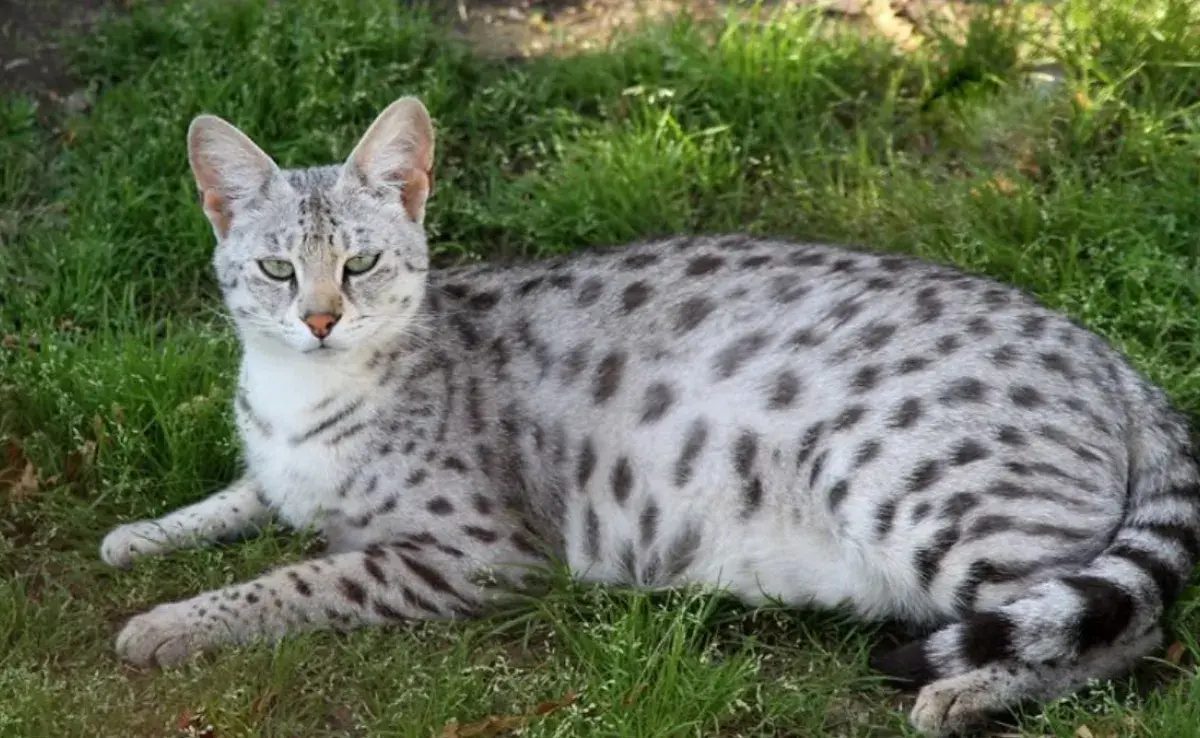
[[100, 96, 1200, 736]]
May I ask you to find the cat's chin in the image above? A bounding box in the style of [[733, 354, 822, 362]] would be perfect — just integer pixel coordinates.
[[300, 343, 346, 356]]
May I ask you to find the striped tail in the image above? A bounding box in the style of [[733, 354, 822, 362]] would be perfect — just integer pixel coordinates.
[[873, 388, 1200, 690]]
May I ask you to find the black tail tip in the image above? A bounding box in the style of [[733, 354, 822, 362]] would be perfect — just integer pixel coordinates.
[[869, 639, 938, 690]]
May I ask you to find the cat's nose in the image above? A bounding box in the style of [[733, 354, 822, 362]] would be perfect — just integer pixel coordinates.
[[302, 312, 340, 339]]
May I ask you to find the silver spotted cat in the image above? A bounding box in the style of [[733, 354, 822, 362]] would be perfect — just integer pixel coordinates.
[[100, 96, 1200, 736]]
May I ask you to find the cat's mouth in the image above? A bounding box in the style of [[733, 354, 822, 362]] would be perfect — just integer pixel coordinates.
[[302, 341, 340, 355]]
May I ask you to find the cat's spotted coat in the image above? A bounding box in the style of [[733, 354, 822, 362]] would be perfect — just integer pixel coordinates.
[[100, 97, 1200, 735]]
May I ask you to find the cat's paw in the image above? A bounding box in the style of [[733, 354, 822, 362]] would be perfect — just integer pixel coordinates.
[[908, 677, 988, 737], [100, 521, 168, 568], [115, 603, 202, 668]]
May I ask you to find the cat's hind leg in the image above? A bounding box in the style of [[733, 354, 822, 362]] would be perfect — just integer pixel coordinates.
[[898, 626, 1160, 736], [100, 476, 270, 568]]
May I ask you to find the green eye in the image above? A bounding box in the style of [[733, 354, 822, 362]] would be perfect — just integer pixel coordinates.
[[258, 259, 295, 280], [344, 253, 381, 276]]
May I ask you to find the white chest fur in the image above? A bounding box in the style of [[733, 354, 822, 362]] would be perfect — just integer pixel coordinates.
[[236, 345, 377, 530]]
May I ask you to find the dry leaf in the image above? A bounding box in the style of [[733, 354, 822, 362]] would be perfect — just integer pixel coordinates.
[[867, 0, 918, 50], [440, 690, 577, 738], [1075, 725, 1095, 738], [173, 708, 216, 737], [441, 715, 528, 738], [1016, 148, 1042, 178], [1166, 640, 1187, 665], [534, 690, 577, 715], [1, 334, 17, 350], [12, 462, 38, 500], [174, 710, 197, 731], [991, 174, 1018, 196], [0, 439, 40, 502], [325, 703, 354, 730]]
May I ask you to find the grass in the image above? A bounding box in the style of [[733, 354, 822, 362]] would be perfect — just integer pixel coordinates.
[[2, 0, 1200, 734]]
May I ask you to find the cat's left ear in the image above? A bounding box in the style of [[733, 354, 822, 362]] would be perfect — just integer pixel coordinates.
[[338, 96, 435, 224]]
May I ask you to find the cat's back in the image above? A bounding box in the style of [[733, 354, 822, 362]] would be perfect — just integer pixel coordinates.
[[429, 234, 1123, 398], [430, 233, 1135, 502]]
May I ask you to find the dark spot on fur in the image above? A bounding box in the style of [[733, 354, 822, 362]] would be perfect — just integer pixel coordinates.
[[889, 397, 922, 429], [338, 577, 367, 606], [686, 254, 725, 276], [950, 439, 990, 466], [641, 382, 675, 423], [622, 281, 652, 312], [611, 457, 634, 504], [427, 497, 454, 515], [675, 419, 709, 487], [1009, 384, 1044, 408], [908, 460, 941, 492], [675, 296, 715, 334], [593, 351, 627, 404], [767, 370, 802, 410], [576, 277, 604, 306], [897, 356, 931, 374]]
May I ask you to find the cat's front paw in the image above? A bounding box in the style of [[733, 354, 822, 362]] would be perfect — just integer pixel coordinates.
[[100, 521, 169, 568], [116, 602, 203, 668]]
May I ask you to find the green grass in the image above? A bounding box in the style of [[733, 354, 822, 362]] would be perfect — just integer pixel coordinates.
[[3, 0, 1200, 734]]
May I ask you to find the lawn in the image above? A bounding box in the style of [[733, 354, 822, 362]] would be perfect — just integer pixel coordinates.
[[3, 0, 1200, 735]]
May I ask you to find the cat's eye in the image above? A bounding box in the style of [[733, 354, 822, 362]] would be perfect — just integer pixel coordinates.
[[344, 253, 381, 276], [259, 259, 295, 280]]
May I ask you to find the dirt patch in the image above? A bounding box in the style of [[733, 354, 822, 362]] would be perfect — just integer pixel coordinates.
[[0, 0, 1017, 105], [450, 0, 962, 58], [0, 0, 127, 107]]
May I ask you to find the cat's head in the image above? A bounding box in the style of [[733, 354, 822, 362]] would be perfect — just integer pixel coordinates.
[[187, 96, 435, 356]]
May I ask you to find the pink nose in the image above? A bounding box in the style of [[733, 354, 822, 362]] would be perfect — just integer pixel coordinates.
[[303, 312, 340, 339]]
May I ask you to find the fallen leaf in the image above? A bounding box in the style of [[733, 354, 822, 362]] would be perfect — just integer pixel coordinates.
[[1015, 148, 1042, 178], [1, 334, 17, 350], [867, 0, 919, 50], [325, 703, 354, 730], [441, 715, 528, 738], [1075, 725, 1095, 738], [173, 708, 217, 737], [990, 174, 1018, 196], [12, 462, 38, 500], [440, 690, 578, 737], [534, 690, 577, 714], [0, 439, 40, 502], [1166, 640, 1187, 665], [174, 709, 197, 731]]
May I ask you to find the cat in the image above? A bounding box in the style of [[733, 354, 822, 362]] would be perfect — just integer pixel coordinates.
[[100, 95, 1200, 736]]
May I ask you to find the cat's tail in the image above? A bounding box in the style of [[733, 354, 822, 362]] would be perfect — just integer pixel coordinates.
[[872, 387, 1200, 688]]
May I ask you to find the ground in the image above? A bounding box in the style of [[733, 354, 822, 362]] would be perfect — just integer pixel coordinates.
[[3, 0, 1200, 736]]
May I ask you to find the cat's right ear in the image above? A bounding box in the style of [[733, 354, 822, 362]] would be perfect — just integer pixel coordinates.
[[187, 115, 287, 240]]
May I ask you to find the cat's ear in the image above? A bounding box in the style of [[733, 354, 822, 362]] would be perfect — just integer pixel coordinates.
[[338, 96, 435, 224], [187, 114, 287, 239]]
